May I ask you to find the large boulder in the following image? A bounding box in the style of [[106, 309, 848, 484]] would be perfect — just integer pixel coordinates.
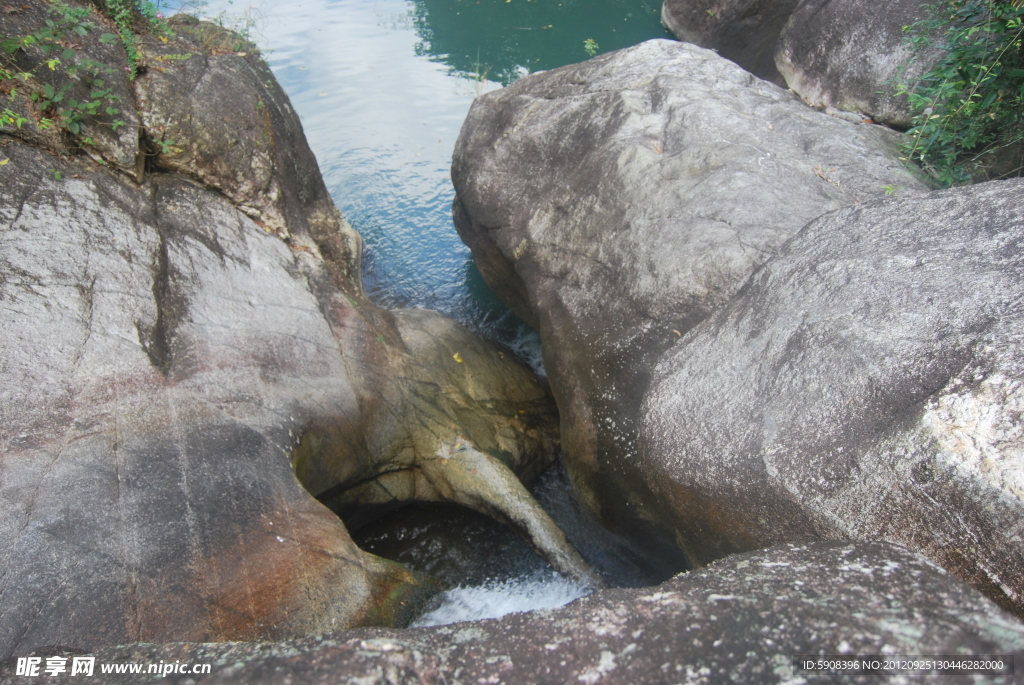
[[640, 178, 1024, 616], [452, 39, 927, 563], [0, 2, 593, 659], [775, 0, 938, 128], [0, 142, 428, 655], [24, 542, 1024, 684], [660, 0, 800, 83]]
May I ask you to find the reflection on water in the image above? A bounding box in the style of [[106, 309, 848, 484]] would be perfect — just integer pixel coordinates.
[[411, 0, 669, 85]]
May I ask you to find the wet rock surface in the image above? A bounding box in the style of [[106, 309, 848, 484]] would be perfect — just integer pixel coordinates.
[[451, 39, 927, 560], [19, 542, 1024, 684], [641, 178, 1024, 616]]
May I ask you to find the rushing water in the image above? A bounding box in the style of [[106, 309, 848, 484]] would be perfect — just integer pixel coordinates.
[[163, 0, 671, 624], [353, 462, 665, 626]]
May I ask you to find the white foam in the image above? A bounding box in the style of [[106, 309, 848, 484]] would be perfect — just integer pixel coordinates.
[[411, 572, 589, 627]]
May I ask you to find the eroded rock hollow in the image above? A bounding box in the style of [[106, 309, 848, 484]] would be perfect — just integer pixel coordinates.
[[0, 4, 597, 658]]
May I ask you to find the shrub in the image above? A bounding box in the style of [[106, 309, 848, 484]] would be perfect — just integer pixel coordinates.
[[901, 0, 1024, 186]]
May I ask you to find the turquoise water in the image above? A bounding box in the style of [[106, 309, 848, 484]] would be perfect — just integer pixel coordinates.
[[164, 0, 669, 360]]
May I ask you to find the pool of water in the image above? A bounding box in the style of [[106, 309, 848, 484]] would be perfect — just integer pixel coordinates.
[[162, 0, 669, 361], [161, 0, 672, 623]]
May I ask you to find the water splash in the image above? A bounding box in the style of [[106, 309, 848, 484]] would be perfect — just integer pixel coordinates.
[[411, 570, 589, 627]]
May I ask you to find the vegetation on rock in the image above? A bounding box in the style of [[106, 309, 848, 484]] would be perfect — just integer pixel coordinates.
[[901, 0, 1024, 185], [0, 0, 168, 142]]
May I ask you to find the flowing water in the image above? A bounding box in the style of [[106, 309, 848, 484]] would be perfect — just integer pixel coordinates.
[[163, 0, 672, 624], [352, 462, 666, 625]]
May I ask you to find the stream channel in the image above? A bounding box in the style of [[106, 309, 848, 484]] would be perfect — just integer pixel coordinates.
[[164, 0, 673, 625]]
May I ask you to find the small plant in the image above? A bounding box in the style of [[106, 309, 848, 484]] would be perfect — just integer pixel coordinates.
[[152, 137, 181, 155], [899, 0, 1024, 186], [2, 1, 126, 135], [583, 38, 599, 57], [1, 107, 28, 129], [883, 183, 900, 196], [0, 0, 173, 145], [100, 0, 171, 77]]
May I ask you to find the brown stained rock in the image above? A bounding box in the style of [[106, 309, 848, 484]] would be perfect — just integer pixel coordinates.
[[640, 178, 1024, 616], [451, 39, 927, 569], [0, 143, 435, 656], [1, 4, 590, 659], [0, 133, 574, 659], [23, 542, 1024, 684]]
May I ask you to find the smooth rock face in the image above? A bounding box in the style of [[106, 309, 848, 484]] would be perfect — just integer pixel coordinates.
[[0, 143, 426, 656], [640, 179, 1024, 615], [1, 5, 581, 658], [452, 39, 926, 559], [660, 0, 800, 83], [775, 0, 936, 127], [25, 543, 1024, 684], [0, 136, 573, 658]]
